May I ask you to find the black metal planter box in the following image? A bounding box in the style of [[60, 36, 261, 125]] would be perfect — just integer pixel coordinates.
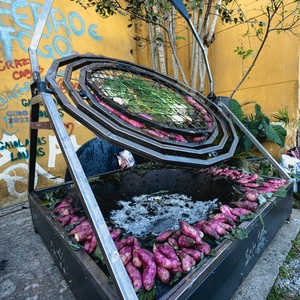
[[28, 166, 293, 300]]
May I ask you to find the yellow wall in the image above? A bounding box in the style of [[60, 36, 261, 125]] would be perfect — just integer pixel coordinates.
[[209, 0, 299, 150], [0, 0, 135, 208]]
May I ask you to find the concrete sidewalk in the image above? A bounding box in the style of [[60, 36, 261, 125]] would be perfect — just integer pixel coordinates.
[[1, 203, 300, 300]]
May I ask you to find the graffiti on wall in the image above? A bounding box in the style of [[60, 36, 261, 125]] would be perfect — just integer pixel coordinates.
[[0, 132, 81, 198], [0, 1, 103, 204], [0, 0, 102, 61]]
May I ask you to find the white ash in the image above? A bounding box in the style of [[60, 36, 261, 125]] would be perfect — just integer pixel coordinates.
[[110, 193, 218, 238]]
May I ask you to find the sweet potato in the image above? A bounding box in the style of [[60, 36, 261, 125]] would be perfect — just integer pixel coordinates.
[[167, 237, 180, 249], [177, 250, 196, 272], [208, 219, 233, 231], [220, 205, 238, 222], [205, 220, 228, 236], [156, 243, 179, 261], [179, 219, 203, 244], [137, 249, 157, 291], [119, 114, 145, 128], [67, 221, 92, 236], [170, 265, 183, 275], [157, 266, 171, 284], [230, 207, 252, 217], [212, 213, 236, 227], [126, 262, 143, 291], [181, 247, 202, 261], [114, 238, 128, 251], [58, 215, 72, 226], [110, 228, 122, 241], [119, 245, 133, 266], [153, 245, 181, 269], [74, 226, 94, 242], [132, 237, 143, 268], [178, 235, 196, 248], [84, 235, 97, 255], [185, 95, 208, 115], [156, 230, 176, 242], [244, 192, 258, 202], [68, 215, 81, 226], [126, 235, 135, 246], [171, 230, 182, 240], [194, 220, 220, 240], [230, 200, 258, 211], [195, 241, 211, 256]]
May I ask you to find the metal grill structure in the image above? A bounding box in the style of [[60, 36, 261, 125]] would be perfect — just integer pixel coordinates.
[[27, 1, 292, 299]]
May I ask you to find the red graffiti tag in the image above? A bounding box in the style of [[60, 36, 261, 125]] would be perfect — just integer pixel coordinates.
[[64, 122, 74, 136]]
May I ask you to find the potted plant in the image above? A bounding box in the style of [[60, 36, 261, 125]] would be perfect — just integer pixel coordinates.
[[229, 99, 287, 161]]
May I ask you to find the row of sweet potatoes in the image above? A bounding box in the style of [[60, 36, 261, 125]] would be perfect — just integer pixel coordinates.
[[50, 166, 287, 292]]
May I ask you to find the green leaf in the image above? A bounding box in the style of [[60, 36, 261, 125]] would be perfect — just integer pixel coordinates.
[[239, 212, 255, 222], [242, 136, 254, 152], [272, 187, 287, 198], [229, 99, 244, 121], [224, 228, 248, 240], [92, 246, 104, 262], [265, 123, 287, 148], [254, 104, 265, 121]]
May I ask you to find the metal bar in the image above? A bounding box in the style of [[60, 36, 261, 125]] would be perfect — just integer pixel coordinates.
[[34, 92, 138, 299], [220, 102, 290, 179], [170, 0, 214, 97], [28, 102, 40, 192], [28, 0, 53, 81]]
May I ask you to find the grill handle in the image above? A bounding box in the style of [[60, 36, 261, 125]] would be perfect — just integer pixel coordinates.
[[170, 0, 215, 97]]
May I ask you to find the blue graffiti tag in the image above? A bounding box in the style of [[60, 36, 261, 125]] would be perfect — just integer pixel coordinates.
[[0, 1, 102, 61]]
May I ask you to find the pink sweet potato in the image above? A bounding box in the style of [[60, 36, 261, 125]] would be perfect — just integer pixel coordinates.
[[220, 205, 238, 222], [205, 220, 228, 236], [68, 221, 92, 236], [68, 215, 81, 226], [177, 250, 196, 272], [156, 230, 176, 242], [126, 235, 135, 246], [110, 228, 122, 241], [132, 238, 143, 268], [194, 220, 220, 240], [153, 245, 181, 269], [171, 230, 182, 240], [74, 226, 94, 242], [84, 235, 97, 255], [208, 219, 233, 231], [230, 200, 258, 211], [244, 192, 258, 202], [181, 247, 202, 261], [170, 265, 183, 275], [156, 243, 179, 261], [212, 213, 236, 227], [178, 235, 196, 248], [195, 241, 211, 256], [157, 266, 171, 284], [114, 238, 128, 251], [137, 249, 157, 291], [230, 207, 252, 217], [58, 215, 72, 226], [119, 245, 133, 266], [179, 219, 203, 244], [167, 237, 180, 249], [126, 262, 143, 291], [119, 114, 145, 128]]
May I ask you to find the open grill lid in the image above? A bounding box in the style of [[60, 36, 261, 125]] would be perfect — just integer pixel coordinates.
[[45, 54, 239, 166]]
